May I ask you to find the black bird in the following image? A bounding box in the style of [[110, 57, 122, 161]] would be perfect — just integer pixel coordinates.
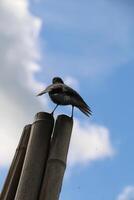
[[37, 77, 92, 117]]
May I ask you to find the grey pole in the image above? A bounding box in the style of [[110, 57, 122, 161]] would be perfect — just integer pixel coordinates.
[[15, 112, 54, 200], [1, 124, 31, 200], [39, 114, 73, 200]]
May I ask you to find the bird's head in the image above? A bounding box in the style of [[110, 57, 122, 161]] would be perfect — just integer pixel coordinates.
[[52, 77, 64, 84]]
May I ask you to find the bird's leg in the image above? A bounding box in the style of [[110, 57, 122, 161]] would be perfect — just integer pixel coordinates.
[[71, 106, 74, 118], [51, 104, 58, 115]]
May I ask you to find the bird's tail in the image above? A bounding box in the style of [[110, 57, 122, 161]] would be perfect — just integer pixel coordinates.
[[78, 104, 92, 117]]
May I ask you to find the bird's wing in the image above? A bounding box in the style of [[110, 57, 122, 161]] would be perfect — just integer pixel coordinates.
[[37, 83, 63, 96], [63, 84, 92, 116], [62, 84, 85, 102]]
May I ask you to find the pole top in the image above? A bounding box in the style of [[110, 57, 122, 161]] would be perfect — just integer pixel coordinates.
[[34, 112, 54, 122], [24, 124, 32, 130], [57, 114, 73, 123]]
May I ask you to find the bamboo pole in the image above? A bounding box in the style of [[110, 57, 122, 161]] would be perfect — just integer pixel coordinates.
[[0, 124, 31, 200], [15, 112, 54, 200], [39, 114, 73, 200]]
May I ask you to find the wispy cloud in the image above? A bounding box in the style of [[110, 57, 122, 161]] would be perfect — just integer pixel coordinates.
[[64, 76, 79, 91], [117, 186, 134, 200]]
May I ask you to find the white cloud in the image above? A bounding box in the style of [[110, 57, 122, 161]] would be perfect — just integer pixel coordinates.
[[68, 119, 114, 166], [0, 0, 47, 167], [0, 132, 17, 166], [117, 186, 134, 200]]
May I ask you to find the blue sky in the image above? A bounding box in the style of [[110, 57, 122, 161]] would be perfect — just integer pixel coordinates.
[[0, 0, 134, 199]]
